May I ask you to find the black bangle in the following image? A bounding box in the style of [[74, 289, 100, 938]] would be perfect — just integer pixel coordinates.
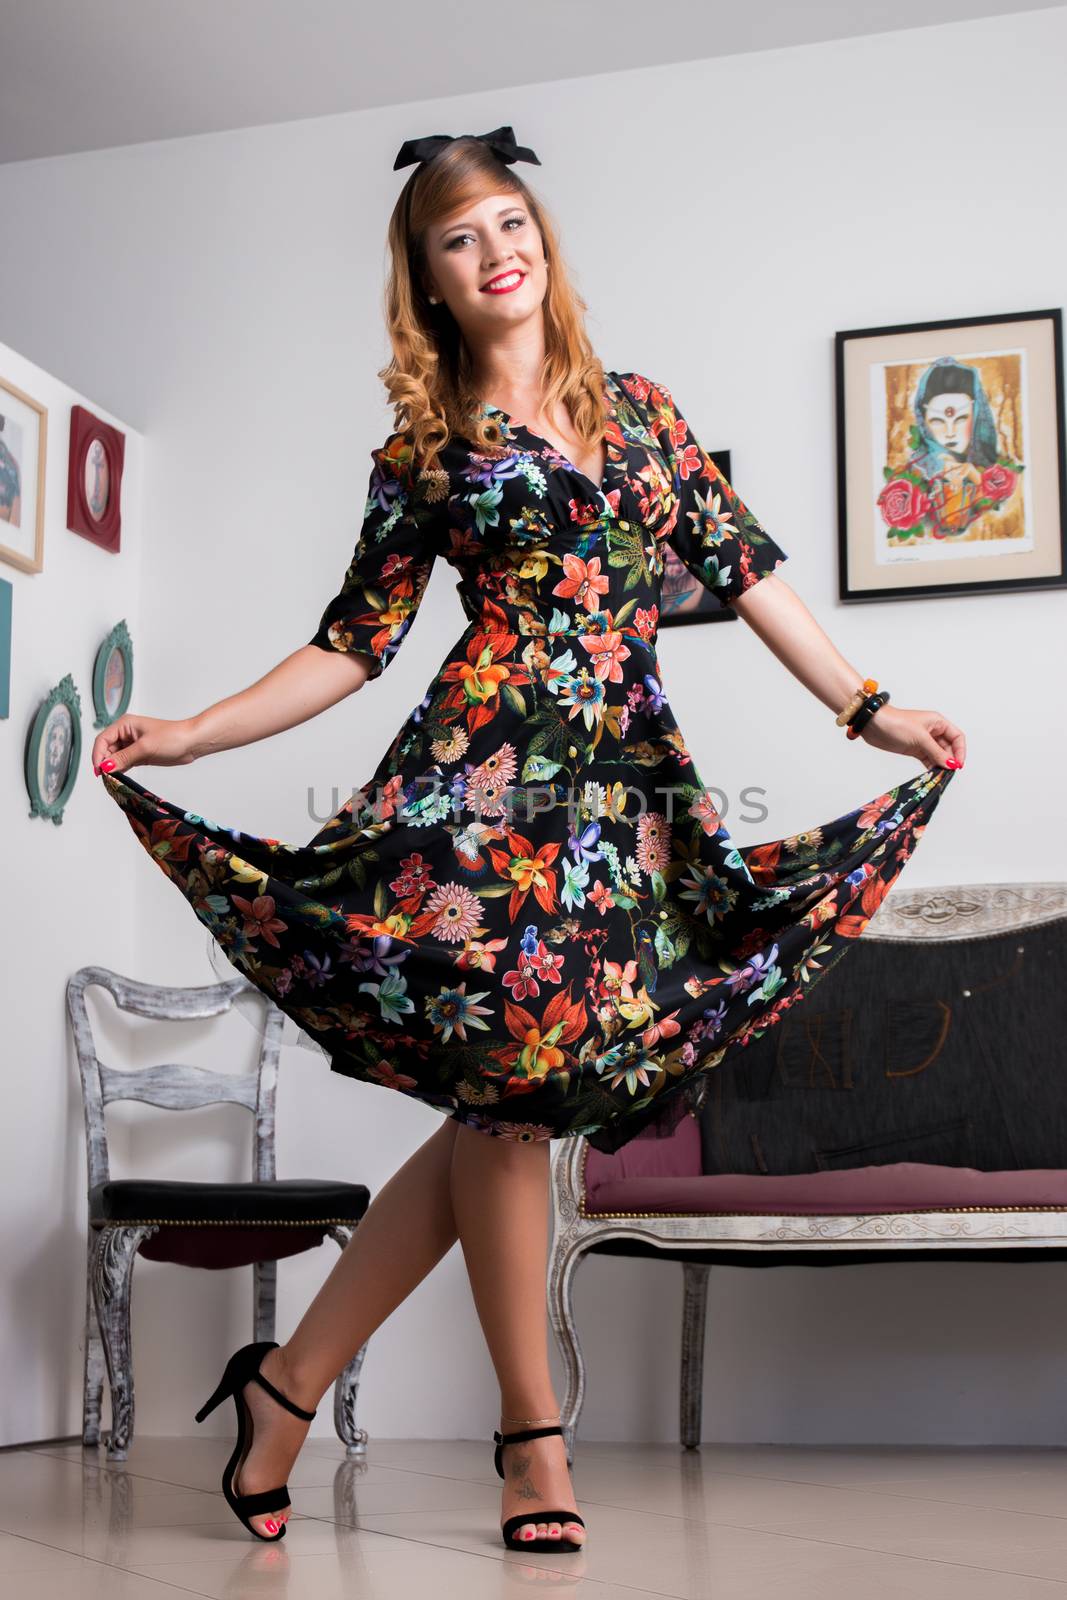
[[848, 689, 890, 735]]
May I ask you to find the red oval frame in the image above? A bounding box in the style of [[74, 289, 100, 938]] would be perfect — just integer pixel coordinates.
[[67, 404, 125, 552]]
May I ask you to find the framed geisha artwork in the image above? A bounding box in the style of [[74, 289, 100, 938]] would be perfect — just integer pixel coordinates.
[[658, 448, 738, 628], [836, 308, 1066, 600]]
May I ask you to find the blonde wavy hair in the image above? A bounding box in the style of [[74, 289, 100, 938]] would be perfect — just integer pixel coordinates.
[[379, 137, 606, 479]]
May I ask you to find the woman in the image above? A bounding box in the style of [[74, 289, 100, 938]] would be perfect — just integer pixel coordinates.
[[93, 125, 965, 1555], [903, 355, 1005, 539]]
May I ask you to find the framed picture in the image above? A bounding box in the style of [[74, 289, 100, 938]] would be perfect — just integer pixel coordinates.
[[92, 618, 133, 728], [25, 672, 82, 824], [658, 448, 738, 628], [836, 308, 1066, 601], [68, 404, 125, 553], [0, 374, 47, 574], [0, 577, 10, 718]]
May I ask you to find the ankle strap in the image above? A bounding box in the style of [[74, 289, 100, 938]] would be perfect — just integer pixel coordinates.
[[493, 1422, 564, 1481], [254, 1369, 316, 1422], [494, 1424, 562, 1446]]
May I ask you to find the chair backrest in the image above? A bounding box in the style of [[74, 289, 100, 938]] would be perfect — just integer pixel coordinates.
[[66, 965, 285, 1195]]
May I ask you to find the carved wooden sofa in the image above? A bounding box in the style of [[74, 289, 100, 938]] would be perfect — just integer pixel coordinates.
[[548, 882, 1067, 1460]]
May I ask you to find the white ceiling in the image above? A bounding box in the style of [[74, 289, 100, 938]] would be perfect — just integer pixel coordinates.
[[1, 0, 1062, 166]]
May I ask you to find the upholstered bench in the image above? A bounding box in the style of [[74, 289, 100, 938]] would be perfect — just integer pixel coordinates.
[[548, 881, 1067, 1459]]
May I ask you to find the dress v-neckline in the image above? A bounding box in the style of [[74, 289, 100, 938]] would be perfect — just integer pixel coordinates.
[[481, 371, 619, 502]]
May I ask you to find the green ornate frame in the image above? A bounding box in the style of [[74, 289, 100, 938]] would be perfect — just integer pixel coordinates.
[[92, 618, 133, 729], [26, 672, 82, 824]]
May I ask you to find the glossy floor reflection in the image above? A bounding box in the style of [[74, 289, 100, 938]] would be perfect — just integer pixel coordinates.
[[4, 1436, 1067, 1596]]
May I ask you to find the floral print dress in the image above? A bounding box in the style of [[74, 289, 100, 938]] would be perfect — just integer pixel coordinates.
[[102, 371, 956, 1154]]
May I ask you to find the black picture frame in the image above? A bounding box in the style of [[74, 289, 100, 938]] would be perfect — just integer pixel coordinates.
[[835, 308, 1067, 602]]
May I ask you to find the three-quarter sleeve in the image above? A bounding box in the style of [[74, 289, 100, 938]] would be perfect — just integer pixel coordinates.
[[308, 433, 439, 678], [644, 378, 788, 605]]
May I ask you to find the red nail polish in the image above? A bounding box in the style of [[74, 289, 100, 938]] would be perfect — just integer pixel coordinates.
[[945, 758, 961, 769], [101, 759, 116, 773]]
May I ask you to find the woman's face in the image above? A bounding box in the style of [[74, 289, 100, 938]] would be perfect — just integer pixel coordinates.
[[422, 190, 547, 342], [923, 391, 974, 455]]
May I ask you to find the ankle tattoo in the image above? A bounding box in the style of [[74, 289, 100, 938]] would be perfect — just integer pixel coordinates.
[[509, 1449, 544, 1501]]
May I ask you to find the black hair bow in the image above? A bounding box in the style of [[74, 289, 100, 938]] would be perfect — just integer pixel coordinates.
[[393, 124, 541, 172]]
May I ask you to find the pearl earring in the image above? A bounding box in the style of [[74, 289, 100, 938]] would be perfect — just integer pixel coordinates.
[[428, 294, 439, 304]]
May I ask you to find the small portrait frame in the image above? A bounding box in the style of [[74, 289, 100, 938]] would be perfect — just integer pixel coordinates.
[[68, 404, 125, 553], [26, 672, 82, 824], [835, 308, 1067, 601], [92, 618, 134, 729], [0, 373, 48, 574]]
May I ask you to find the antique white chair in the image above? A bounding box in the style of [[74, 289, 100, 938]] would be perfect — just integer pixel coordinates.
[[68, 964, 372, 1460]]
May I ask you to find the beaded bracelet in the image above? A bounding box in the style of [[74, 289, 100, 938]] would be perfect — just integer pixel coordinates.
[[835, 678, 879, 727], [846, 689, 891, 739]]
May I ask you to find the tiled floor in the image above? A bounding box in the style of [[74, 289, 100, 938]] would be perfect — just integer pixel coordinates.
[[5, 1434, 1067, 1596]]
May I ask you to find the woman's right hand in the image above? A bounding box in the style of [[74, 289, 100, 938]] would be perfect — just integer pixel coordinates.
[[92, 714, 199, 776]]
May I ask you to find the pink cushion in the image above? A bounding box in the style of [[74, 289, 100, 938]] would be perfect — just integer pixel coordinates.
[[584, 1114, 703, 1186], [582, 1160, 1067, 1216]]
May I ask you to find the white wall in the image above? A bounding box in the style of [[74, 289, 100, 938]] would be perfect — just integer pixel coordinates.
[[0, 338, 144, 1445], [2, 5, 1066, 1448]]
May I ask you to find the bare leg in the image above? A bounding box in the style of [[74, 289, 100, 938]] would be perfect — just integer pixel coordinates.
[[449, 1124, 586, 1547], [234, 1116, 460, 1535]]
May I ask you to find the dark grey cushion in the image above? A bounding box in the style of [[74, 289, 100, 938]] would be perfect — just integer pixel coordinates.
[[699, 917, 1067, 1175]]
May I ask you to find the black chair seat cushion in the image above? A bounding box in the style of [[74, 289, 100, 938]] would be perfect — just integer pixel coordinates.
[[88, 1179, 370, 1270], [90, 1177, 369, 1224]]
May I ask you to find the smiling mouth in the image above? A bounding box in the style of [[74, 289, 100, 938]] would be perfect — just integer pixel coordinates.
[[481, 270, 526, 294]]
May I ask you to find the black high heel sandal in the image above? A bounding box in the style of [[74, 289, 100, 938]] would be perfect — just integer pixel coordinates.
[[493, 1424, 586, 1552], [193, 1339, 316, 1542]]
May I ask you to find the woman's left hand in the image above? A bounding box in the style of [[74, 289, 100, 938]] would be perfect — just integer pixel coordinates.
[[858, 704, 966, 769]]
